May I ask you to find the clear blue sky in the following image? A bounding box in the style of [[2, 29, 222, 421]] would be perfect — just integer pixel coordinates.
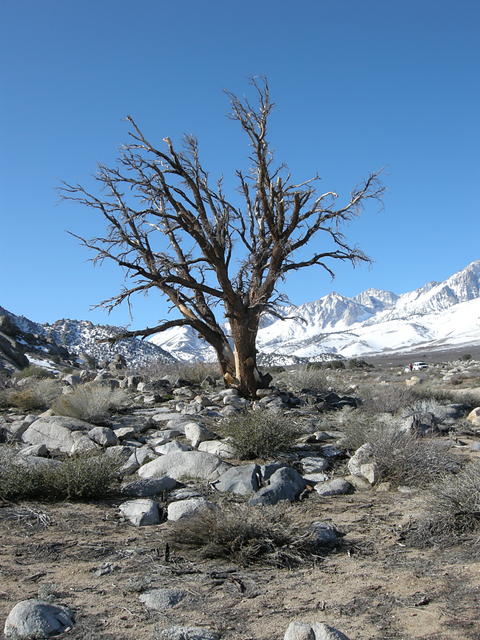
[[1, 0, 479, 330]]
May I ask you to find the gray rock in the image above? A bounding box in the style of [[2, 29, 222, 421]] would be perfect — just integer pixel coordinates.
[[167, 497, 215, 521], [214, 464, 261, 495], [284, 622, 315, 640], [315, 478, 354, 497], [88, 426, 119, 446], [310, 521, 344, 546], [139, 588, 186, 611], [303, 472, 329, 484], [121, 477, 178, 497], [347, 443, 373, 476], [284, 621, 350, 640], [260, 462, 286, 481], [301, 456, 330, 473], [119, 498, 162, 526], [18, 443, 49, 457], [63, 373, 81, 386], [198, 439, 236, 459], [22, 416, 93, 453], [249, 467, 306, 506], [154, 440, 192, 455], [14, 455, 62, 470], [148, 430, 184, 445], [70, 435, 100, 454], [4, 599, 74, 639], [121, 446, 156, 475], [138, 450, 231, 481], [154, 626, 221, 640], [184, 422, 216, 448], [113, 426, 137, 440]]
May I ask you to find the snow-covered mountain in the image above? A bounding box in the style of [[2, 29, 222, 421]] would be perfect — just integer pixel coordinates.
[[149, 260, 480, 362], [0, 307, 175, 369]]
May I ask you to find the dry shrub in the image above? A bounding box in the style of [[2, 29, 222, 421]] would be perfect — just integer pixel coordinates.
[[276, 365, 330, 393], [14, 365, 54, 380], [167, 503, 329, 567], [52, 384, 126, 424], [372, 431, 459, 487], [4, 379, 62, 411], [132, 361, 221, 385], [358, 383, 418, 414], [0, 449, 122, 501], [217, 411, 300, 460], [406, 461, 480, 547], [338, 410, 398, 452]]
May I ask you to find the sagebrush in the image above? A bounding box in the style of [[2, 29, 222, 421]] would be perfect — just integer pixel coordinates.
[[371, 430, 459, 487], [0, 450, 122, 501], [406, 461, 480, 547], [166, 503, 331, 567], [52, 384, 126, 424], [1, 379, 62, 411], [217, 411, 299, 459]]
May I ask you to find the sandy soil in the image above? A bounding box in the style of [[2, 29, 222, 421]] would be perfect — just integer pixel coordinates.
[[1, 485, 479, 640]]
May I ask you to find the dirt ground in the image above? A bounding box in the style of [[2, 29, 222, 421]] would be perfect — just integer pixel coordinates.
[[1, 485, 480, 640]]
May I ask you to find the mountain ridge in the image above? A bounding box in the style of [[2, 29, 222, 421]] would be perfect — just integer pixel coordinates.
[[150, 260, 480, 363]]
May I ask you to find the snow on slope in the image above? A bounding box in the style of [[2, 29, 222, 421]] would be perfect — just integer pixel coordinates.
[[149, 260, 480, 362]]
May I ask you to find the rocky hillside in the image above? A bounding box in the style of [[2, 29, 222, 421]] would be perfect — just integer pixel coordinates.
[[0, 307, 175, 371]]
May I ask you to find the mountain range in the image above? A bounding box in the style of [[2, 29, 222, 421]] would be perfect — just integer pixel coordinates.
[[150, 260, 480, 364], [2, 260, 480, 370]]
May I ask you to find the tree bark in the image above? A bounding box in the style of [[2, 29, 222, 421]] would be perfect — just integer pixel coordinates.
[[229, 313, 271, 397]]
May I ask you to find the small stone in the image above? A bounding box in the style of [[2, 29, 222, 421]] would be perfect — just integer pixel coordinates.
[[154, 626, 221, 640], [315, 478, 354, 497], [119, 498, 162, 526], [139, 588, 186, 611], [167, 497, 215, 521]]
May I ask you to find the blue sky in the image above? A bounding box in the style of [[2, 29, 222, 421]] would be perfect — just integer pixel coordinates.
[[1, 0, 479, 330]]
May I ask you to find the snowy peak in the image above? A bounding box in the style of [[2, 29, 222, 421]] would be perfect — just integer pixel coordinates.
[[353, 288, 399, 312], [149, 325, 216, 362]]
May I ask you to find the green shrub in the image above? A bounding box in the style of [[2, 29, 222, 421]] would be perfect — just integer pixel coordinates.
[[166, 503, 331, 567], [217, 411, 300, 459], [406, 461, 480, 547], [52, 384, 126, 424], [0, 450, 122, 501], [14, 365, 54, 380]]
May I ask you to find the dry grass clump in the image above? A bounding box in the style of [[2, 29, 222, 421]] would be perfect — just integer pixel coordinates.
[[52, 384, 126, 424], [166, 503, 329, 567], [217, 411, 300, 460], [372, 431, 459, 487], [406, 461, 480, 547], [0, 449, 122, 501], [2, 379, 62, 411]]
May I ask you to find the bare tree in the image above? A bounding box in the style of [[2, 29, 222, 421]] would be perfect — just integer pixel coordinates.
[[62, 79, 383, 397]]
